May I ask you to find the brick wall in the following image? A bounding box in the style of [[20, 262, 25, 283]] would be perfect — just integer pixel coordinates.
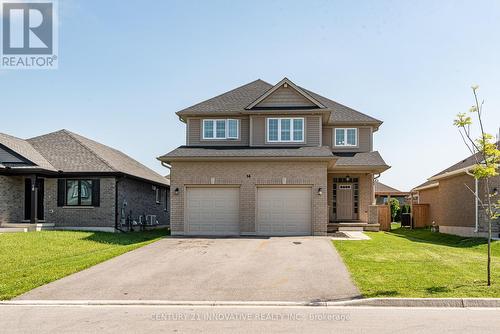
[[117, 178, 169, 225], [170, 161, 328, 235], [0, 176, 24, 224], [418, 186, 440, 225], [44, 177, 116, 229], [437, 174, 475, 228], [478, 175, 500, 233]]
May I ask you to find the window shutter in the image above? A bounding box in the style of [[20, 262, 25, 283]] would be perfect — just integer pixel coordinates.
[[92, 179, 100, 207], [57, 179, 65, 207]]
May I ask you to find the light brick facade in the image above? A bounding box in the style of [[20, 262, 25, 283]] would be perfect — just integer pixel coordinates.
[[417, 174, 500, 237], [170, 161, 329, 236]]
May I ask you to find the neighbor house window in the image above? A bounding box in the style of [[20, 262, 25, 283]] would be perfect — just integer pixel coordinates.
[[203, 119, 239, 140], [155, 187, 161, 204], [267, 118, 304, 142], [335, 128, 357, 146], [65, 179, 95, 206]]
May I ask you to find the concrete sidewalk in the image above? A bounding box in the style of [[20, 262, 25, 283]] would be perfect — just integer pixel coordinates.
[[1, 304, 499, 334]]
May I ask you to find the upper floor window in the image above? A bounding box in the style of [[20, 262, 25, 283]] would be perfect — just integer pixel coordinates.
[[335, 128, 357, 146], [203, 119, 239, 140], [267, 118, 304, 142]]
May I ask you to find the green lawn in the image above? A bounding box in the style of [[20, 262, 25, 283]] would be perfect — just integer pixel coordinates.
[[333, 227, 500, 298], [0, 229, 168, 300]]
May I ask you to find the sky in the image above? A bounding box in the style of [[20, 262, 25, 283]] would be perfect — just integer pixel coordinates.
[[1, 0, 500, 191]]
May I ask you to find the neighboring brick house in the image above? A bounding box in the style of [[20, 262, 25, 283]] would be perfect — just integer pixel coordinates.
[[0, 130, 169, 232], [413, 150, 500, 238], [159, 78, 390, 236]]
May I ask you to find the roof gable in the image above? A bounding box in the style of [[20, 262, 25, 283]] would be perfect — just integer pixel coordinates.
[[0, 133, 56, 171], [246, 78, 325, 110]]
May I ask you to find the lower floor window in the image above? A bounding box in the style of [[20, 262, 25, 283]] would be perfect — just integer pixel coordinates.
[[59, 179, 99, 207], [66, 180, 93, 206]]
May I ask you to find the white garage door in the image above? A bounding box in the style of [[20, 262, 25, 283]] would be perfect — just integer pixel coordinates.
[[186, 187, 239, 236], [257, 187, 312, 236]]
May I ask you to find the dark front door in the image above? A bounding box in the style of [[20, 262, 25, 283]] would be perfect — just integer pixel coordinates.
[[24, 178, 44, 221]]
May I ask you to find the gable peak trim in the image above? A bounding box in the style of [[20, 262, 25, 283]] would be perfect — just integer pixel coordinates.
[[245, 77, 326, 110]]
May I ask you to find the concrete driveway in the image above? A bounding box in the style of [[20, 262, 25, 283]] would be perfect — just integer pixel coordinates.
[[17, 237, 360, 302]]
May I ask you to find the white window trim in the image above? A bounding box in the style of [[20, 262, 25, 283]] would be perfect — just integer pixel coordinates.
[[267, 117, 305, 143], [334, 128, 358, 147], [202, 119, 239, 140]]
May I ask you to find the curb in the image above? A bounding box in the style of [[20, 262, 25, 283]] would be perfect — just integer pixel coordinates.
[[1, 298, 500, 308], [329, 298, 500, 308]]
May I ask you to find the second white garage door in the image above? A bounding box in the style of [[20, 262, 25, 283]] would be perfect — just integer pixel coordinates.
[[186, 187, 239, 236], [257, 187, 312, 236]]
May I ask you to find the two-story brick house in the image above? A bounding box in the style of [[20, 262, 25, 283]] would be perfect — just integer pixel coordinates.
[[159, 78, 389, 236]]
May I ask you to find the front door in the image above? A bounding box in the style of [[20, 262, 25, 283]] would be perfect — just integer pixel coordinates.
[[337, 184, 353, 220], [24, 178, 44, 221]]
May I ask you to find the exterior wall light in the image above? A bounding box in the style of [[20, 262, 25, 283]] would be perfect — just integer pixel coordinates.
[[174, 188, 179, 195], [318, 188, 323, 196]]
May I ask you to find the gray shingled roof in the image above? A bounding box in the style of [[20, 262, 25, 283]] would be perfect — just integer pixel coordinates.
[[301, 88, 382, 124], [334, 151, 389, 169], [0, 130, 167, 186], [27, 130, 168, 185], [0, 133, 57, 171], [177, 80, 273, 114], [160, 146, 335, 161], [374, 181, 407, 194], [431, 151, 482, 178], [176, 78, 382, 125], [413, 179, 439, 190]]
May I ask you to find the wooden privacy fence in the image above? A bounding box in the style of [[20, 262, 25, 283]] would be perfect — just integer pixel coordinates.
[[412, 204, 430, 228], [377, 205, 391, 231]]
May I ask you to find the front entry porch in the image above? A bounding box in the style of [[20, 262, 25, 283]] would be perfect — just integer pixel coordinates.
[[327, 172, 380, 232], [0, 175, 54, 232]]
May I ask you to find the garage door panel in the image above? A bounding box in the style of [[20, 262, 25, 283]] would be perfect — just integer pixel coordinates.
[[257, 188, 312, 236], [186, 188, 239, 236]]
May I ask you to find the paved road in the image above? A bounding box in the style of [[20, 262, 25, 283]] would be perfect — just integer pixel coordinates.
[[1, 305, 499, 333], [17, 237, 359, 302]]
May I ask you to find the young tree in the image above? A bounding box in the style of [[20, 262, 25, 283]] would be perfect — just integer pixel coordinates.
[[389, 198, 400, 223], [454, 85, 500, 286]]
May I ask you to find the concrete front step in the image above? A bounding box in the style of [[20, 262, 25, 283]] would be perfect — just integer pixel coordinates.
[[0, 227, 28, 233], [328, 222, 380, 232], [0, 223, 55, 232]]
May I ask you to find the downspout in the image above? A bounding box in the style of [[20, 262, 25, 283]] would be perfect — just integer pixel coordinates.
[[465, 169, 479, 233], [115, 176, 127, 233], [373, 173, 381, 205]]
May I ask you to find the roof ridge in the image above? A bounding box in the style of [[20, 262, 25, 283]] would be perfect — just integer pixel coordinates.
[[176, 79, 273, 115], [62, 130, 117, 172]]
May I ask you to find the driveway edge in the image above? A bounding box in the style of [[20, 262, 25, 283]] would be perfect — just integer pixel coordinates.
[[1, 298, 500, 308]]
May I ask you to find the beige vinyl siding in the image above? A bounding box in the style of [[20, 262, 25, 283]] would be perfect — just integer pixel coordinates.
[[250, 115, 321, 147], [326, 126, 373, 153], [187, 117, 249, 146], [254, 86, 316, 108]]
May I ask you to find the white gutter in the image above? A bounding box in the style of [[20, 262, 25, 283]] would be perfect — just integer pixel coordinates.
[[465, 169, 479, 233], [412, 182, 439, 192], [428, 165, 473, 181]]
